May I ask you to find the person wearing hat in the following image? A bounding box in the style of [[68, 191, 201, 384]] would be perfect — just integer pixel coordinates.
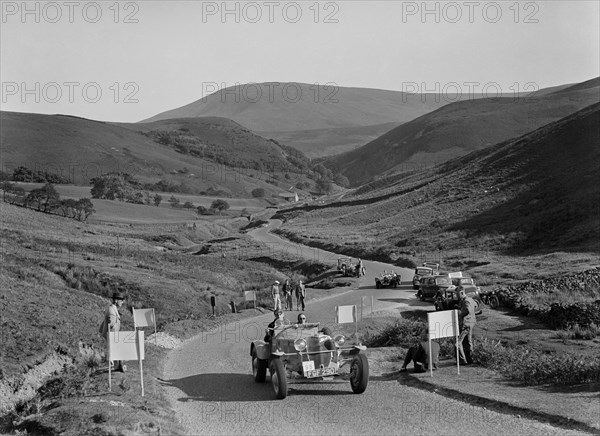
[[400, 330, 440, 373], [100, 292, 127, 372], [264, 308, 290, 342], [271, 280, 282, 311], [296, 279, 306, 311], [458, 289, 476, 365]]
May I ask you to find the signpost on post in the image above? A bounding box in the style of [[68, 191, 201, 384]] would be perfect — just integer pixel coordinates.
[[427, 309, 460, 376], [336, 305, 358, 342], [133, 308, 157, 346], [244, 290, 257, 310], [107, 330, 145, 395]]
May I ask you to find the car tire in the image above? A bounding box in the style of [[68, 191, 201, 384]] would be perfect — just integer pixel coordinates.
[[350, 354, 369, 394], [434, 302, 442, 311], [252, 349, 267, 383], [489, 295, 499, 309], [417, 290, 425, 301], [376, 282, 381, 289], [270, 358, 288, 399]]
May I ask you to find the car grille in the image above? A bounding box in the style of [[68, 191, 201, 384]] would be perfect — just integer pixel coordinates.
[[306, 337, 333, 367]]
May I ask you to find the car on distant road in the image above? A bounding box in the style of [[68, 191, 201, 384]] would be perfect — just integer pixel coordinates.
[[412, 266, 435, 289], [417, 275, 453, 301], [375, 271, 400, 288], [250, 323, 369, 399]]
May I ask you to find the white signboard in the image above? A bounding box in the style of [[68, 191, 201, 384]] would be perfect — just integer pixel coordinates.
[[244, 291, 256, 301], [427, 310, 458, 339], [109, 330, 145, 361], [427, 309, 460, 376], [133, 308, 156, 328], [336, 305, 357, 324]]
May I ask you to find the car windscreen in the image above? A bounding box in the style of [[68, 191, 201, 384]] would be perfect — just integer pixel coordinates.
[[416, 268, 431, 275], [435, 277, 451, 286], [459, 278, 474, 285]]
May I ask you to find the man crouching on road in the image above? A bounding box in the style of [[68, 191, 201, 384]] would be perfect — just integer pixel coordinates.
[[457, 289, 476, 365]]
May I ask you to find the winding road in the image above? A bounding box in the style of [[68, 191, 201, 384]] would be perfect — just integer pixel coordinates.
[[160, 221, 586, 435]]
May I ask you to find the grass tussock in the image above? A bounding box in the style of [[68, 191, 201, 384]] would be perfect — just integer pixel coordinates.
[[473, 338, 600, 385], [555, 323, 600, 341]]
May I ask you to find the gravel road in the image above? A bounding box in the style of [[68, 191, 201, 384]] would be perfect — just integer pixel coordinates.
[[160, 220, 588, 435]]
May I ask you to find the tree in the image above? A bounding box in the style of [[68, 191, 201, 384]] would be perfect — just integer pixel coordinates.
[[90, 173, 135, 201], [59, 198, 78, 218], [251, 188, 265, 198], [75, 198, 95, 222], [210, 199, 230, 215], [315, 178, 333, 195], [153, 194, 162, 207], [196, 205, 210, 215], [183, 201, 195, 209], [26, 183, 60, 212], [168, 195, 180, 208], [333, 173, 350, 188]]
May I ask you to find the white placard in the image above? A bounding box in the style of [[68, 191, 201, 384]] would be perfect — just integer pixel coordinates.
[[427, 310, 458, 339], [133, 308, 156, 328], [448, 271, 463, 278], [302, 361, 315, 372], [336, 305, 357, 324], [109, 331, 145, 361], [244, 291, 256, 301]]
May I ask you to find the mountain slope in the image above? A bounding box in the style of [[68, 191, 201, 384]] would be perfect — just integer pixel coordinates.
[[275, 102, 600, 255], [142, 82, 451, 132], [325, 79, 599, 186], [0, 112, 311, 198]]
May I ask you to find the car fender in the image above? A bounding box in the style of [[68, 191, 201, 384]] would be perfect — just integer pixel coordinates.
[[251, 341, 271, 360]]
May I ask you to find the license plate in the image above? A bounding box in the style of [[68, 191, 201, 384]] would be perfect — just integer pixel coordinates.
[[305, 367, 337, 378]]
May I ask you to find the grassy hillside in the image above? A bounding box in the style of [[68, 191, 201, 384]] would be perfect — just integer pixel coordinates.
[[274, 103, 600, 259], [0, 111, 313, 199], [325, 79, 600, 186], [141, 82, 451, 132], [257, 122, 402, 159]]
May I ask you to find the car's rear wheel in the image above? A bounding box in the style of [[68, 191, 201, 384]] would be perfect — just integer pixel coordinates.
[[252, 349, 267, 382], [434, 301, 442, 311], [270, 358, 288, 399], [349, 354, 369, 394], [489, 295, 499, 309]]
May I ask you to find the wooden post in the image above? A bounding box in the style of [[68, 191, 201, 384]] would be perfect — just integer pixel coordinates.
[[137, 330, 144, 397]]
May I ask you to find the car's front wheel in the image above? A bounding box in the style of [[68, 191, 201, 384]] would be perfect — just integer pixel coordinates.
[[376, 281, 381, 289], [270, 358, 288, 399], [417, 290, 425, 301], [252, 349, 267, 382], [349, 354, 369, 394]]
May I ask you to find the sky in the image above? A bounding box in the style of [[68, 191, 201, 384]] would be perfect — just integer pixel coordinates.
[[1, 0, 599, 122]]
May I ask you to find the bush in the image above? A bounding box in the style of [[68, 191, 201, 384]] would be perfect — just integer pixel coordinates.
[[251, 188, 265, 198], [473, 338, 600, 385]]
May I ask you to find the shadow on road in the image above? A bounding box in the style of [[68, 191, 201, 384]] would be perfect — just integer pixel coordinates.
[[159, 373, 359, 401], [159, 373, 274, 402]]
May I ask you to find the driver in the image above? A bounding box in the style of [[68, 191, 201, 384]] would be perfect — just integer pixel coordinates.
[[297, 313, 307, 325]]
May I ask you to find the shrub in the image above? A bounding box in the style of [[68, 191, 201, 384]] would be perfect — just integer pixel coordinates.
[[473, 338, 600, 385], [251, 188, 265, 198]]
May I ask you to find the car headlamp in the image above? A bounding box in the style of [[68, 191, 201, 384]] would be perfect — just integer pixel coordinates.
[[294, 338, 307, 351], [334, 335, 346, 347]]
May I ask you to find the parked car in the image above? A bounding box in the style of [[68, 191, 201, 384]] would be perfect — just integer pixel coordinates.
[[451, 277, 481, 301], [422, 262, 440, 274], [434, 288, 483, 316], [375, 271, 400, 288], [250, 323, 369, 399], [412, 266, 434, 289], [417, 275, 453, 301], [337, 257, 362, 277]]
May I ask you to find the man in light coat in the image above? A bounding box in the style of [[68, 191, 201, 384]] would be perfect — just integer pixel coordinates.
[[457, 289, 476, 365], [101, 292, 126, 372], [271, 280, 281, 310]]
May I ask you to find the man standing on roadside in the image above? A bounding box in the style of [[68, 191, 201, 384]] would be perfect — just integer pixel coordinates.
[[457, 289, 476, 365], [100, 292, 127, 372], [297, 280, 306, 311], [271, 280, 281, 310]]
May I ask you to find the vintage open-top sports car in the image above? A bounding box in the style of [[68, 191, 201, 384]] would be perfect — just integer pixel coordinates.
[[250, 322, 369, 399], [375, 271, 400, 288]]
